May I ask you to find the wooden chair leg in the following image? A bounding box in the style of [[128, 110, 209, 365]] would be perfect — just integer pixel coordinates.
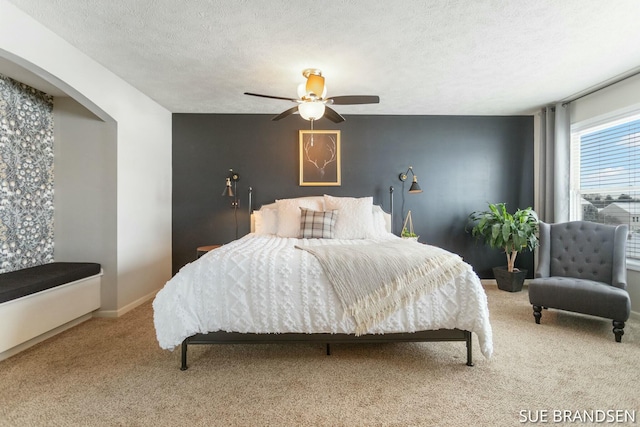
[[613, 320, 625, 343], [533, 305, 542, 324]]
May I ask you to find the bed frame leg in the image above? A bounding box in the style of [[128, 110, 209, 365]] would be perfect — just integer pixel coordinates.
[[180, 338, 189, 371], [326, 343, 331, 355], [465, 331, 474, 367]]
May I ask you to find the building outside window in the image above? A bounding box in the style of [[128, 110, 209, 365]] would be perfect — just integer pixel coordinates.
[[570, 113, 640, 259]]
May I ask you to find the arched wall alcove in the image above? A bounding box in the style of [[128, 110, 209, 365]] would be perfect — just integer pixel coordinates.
[[0, 54, 120, 312]]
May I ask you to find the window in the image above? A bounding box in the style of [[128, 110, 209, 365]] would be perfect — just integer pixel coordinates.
[[570, 113, 640, 259]]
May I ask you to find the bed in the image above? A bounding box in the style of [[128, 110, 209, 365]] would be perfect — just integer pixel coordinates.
[[153, 195, 493, 370]]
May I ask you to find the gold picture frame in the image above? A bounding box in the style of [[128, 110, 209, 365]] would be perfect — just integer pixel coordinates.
[[299, 130, 341, 186]]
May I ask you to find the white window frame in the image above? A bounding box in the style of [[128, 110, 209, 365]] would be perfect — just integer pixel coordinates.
[[570, 108, 640, 265]]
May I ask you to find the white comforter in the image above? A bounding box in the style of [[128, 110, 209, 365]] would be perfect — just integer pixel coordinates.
[[153, 234, 493, 358]]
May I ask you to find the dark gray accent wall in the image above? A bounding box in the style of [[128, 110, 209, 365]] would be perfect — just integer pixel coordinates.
[[172, 114, 534, 277]]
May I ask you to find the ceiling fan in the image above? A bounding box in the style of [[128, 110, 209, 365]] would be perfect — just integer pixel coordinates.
[[244, 68, 380, 123]]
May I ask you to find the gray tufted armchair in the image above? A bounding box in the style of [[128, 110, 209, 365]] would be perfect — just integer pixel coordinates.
[[529, 221, 631, 342]]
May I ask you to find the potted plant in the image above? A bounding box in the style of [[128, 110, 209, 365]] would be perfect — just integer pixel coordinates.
[[467, 202, 539, 292], [401, 210, 419, 241]]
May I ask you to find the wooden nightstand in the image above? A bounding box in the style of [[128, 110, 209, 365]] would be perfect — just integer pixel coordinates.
[[196, 245, 221, 259]]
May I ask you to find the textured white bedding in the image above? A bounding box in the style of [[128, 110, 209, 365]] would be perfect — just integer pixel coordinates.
[[153, 233, 493, 358]]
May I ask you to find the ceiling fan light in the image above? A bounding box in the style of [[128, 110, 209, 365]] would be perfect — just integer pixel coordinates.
[[306, 74, 325, 98], [297, 83, 307, 99], [299, 82, 327, 100], [298, 102, 325, 121]]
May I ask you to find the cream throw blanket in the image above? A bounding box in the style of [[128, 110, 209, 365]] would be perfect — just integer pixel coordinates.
[[297, 240, 468, 335]]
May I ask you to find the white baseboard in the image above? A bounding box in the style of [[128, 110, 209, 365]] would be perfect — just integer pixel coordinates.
[[93, 288, 160, 318]]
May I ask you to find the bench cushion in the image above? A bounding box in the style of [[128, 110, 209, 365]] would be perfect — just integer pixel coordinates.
[[0, 262, 101, 304]]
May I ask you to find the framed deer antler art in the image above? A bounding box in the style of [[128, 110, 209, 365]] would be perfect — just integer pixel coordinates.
[[299, 130, 341, 186]]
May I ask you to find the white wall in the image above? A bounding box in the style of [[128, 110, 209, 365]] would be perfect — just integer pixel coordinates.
[[53, 98, 118, 310], [0, 0, 172, 315], [568, 73, 640, 315]]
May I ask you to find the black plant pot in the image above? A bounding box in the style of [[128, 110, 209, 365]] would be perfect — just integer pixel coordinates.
[[492, 266, 527, 292]]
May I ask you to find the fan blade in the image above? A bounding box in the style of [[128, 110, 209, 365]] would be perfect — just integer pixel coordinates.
[[324, 106, 345, 123], [272, 106, 299, 121], [326, 95, 380, 105], [244, 92, 299, 102]]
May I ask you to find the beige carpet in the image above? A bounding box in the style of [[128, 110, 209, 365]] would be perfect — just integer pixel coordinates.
[[1, 285, 638, 427]]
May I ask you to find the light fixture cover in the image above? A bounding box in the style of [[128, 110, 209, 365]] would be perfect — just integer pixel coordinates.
[[298, 69, 328, 100], [297, 83, 307, 99], [306, 73, 325, 98], [409, 178, 423, 193], [298, 101, 325, 121], [222, 177, 234, 197]]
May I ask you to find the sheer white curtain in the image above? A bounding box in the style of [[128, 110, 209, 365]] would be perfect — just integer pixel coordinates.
[[537, 103, 570, 223]]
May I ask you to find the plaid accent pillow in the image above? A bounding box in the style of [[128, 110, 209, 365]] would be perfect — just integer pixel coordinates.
[[299, 208, 338, 239]]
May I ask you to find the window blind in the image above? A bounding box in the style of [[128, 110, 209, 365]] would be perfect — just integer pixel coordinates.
[[571, 114, 640, 259]]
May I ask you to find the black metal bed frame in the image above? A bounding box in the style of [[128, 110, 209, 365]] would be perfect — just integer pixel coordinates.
[[179, 329, 474, 370]]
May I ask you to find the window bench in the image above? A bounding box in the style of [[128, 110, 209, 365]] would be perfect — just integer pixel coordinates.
[[0, 262, 102, 360]]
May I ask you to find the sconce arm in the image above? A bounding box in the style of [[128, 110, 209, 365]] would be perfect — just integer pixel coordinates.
[[399, 166, 416, 182]]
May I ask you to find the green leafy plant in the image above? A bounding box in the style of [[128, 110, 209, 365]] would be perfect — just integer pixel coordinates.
[[468, 202, 539, 272], [401, 227, 418, 238]]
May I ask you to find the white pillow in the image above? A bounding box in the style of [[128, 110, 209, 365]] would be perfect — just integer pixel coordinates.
[[276, 198, 324, 237], [253, 210, 263, 233], [254, 208, 278, 235], [371, 205, 390, 237], [323, 195, 375, 239], [260, 202, 277, 210]]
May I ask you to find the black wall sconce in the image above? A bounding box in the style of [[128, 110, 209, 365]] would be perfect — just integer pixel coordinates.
[[398, 166, 423, 193], [222, 169, 240, 208], [222, 169, 240, 239]]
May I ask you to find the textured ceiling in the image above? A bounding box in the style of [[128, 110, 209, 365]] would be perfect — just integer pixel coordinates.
[[4, 0, 640, 116]]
